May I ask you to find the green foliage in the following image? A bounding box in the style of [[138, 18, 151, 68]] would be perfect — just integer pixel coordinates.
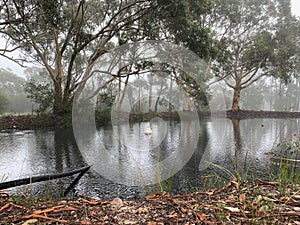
[[125, 0, 216, 59], [8, 195, 22, 205], [31, 112, 72, 128], [0, 0, 154, 116], [156, 0, 215, 58], [179, 72, 210, 107], [152, 151, 174, 194], [204, 151, 252, 185], [31, 113, 56, 128], [95, 108, 112, 125], [97, 93, 115, 108], [24, 79, 54, 114], [211, 0, 299, 110], [270, 133, 300, 188], [1, 0, 217, 118], [2, 0, 298, 116], [96, 81, 117, 111], [24, 67, 74, 116], [158, 175, 174, 194], [205, 161, 239, 181]]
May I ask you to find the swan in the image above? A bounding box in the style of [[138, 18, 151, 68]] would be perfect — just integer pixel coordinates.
[[144, 128, 152, 135]]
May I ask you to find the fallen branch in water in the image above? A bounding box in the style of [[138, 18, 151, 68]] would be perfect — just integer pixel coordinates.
[[0, 166, 90, 190]]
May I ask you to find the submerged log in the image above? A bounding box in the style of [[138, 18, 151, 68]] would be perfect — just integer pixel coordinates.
[[0, 166, 90, 190]]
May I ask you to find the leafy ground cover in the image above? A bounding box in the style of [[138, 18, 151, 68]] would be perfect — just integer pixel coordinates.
[[1, 179, 299, 224]]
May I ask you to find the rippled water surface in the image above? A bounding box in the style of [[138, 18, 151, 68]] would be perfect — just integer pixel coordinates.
[[1, 118, 299, 199]]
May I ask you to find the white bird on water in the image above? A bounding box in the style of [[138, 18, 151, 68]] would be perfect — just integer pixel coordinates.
[[144, 128, 152, 135]]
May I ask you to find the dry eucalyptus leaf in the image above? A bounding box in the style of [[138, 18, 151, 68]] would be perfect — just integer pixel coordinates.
[[224, 206, 240, 213]]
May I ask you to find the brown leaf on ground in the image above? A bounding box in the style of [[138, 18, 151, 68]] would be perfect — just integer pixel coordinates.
[[196, 213, 206, 221], [0, 180, 299, 224], [81, 219, 92, 224], [239, 193, 246, 202], [180, 207, 188, 213]]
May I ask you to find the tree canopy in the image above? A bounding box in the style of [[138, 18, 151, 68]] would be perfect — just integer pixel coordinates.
[[0, 0, 299, 114], [0, 0, 216, 115], [209, 0, 300, 111]]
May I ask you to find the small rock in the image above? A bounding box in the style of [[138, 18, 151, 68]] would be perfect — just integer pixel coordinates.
[[110, 197, 123, 210]]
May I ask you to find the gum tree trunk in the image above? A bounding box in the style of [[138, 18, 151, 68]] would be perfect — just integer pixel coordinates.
[[231, 78, 242, 112], [53, 79, 63, 115], [231, 87, 241, 112]]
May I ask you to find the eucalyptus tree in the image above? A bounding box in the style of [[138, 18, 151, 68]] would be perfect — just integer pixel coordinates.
[[118, 0, 216, 111], [209, 0, 299, 111], [0, 0, 217, 116], [153, 0, 217, 110], [0, 0, 153, 115]]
